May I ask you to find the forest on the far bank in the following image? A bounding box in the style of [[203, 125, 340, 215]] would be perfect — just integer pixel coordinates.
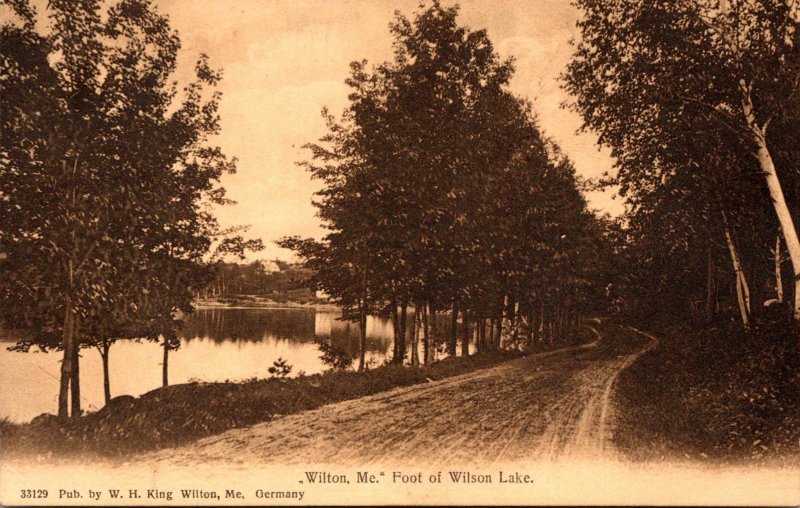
[[195, 260, 317, 304]]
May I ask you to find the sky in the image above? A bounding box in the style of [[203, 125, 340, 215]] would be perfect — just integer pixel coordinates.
[[154, 0, 621, 260]]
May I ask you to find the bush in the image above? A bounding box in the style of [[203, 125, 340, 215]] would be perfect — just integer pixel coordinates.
[[267, 358, 293, 379], [614, 320, 800, 465], [316, 340, 353, 371], [0, 349, 525, 460]]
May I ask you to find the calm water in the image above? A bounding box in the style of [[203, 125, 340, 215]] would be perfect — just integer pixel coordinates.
[[0, 308, 424, 423]]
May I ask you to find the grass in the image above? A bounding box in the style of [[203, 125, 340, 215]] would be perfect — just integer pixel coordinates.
[[0, 349, 527, 461], [614, 319, 800, 466]]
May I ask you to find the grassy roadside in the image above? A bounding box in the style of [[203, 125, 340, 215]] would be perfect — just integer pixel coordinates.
[[1, 350, 529, 461], [614, 321, 800, 466]]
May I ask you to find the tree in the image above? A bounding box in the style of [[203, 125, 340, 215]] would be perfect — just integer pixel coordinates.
[[1, 0, 258, 418], [564, 0, 800, 321], [282, 1, 606, 366]]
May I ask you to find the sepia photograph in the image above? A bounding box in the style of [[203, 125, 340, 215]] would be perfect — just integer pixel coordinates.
[[1, 0, 799, 505]]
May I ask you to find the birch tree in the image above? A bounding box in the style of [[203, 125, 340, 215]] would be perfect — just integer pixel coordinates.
[[565, 0, 800, 320]]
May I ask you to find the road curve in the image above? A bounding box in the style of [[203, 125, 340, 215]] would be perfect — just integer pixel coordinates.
[[143, 325, 656, 468]]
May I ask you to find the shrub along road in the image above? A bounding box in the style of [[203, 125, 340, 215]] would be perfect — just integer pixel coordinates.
[[143, 325, 655, 467]]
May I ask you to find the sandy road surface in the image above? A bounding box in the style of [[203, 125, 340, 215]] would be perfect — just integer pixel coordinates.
[[144, 326, 656, 468]]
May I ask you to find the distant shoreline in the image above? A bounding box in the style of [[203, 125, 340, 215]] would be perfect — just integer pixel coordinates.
[[0, 299, 341, 342], [192, 297, 340, 312]]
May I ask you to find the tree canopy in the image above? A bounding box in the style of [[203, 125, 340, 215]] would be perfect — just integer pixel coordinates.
[[1, 0, 261, 418], [564, 0, 800, 327], [281, 1, 611, 369]]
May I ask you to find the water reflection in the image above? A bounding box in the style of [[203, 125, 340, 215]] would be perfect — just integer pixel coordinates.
[[182, 309, 395, 356], [182, 308, 317, 343], [0, 308, 403, 422]]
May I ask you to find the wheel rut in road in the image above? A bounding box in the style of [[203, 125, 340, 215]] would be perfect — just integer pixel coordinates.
[[535, 328, 657, 461], [143, 326, 656, 468]]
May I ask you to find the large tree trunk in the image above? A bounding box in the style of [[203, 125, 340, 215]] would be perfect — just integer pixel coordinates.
[[58, 301, 74, 421], [422, 303, 431, 364], [449, 300, 458, 356], [775, 232, 784, 304], [540, 299, 546, 342], [526, 301, 534, 347], [397, 302, 408, 364], [358, 303, 367, 372], [460, 308, 470, 356], [411, 306, 420, 366], [511, 299, 520, 349], [70, 321, 81, 418], [757, 140, 800, 319], [430, 308, 437, 361], [723, 220, 751, 330], [162, 335, 170, 387], [742, 89, 800, 320], [477, 318, 485, 353], [358, 270, 368, 372], [101, 342, 111, 405], [498, 295, 507, 348], [494, 313, 502, 349], [390, 301, 400, 363]]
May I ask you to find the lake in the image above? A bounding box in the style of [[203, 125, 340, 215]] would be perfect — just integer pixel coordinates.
[[0, 308, 457, 423]]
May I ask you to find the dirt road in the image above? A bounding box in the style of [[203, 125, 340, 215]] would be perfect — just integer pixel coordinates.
[[144, 326, 656, 467]]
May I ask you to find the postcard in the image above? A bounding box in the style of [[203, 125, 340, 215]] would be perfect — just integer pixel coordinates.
[[1, 0, 798, 505]]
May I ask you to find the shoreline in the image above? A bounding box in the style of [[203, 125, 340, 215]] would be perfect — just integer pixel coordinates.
[[192, 298, 340, 312], [0, 349, 529, 461]]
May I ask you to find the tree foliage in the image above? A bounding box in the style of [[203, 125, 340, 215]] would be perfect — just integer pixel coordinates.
[[281, 1, 610, 369], [564, 0, 800, 328], [1, 0, 261, 418]]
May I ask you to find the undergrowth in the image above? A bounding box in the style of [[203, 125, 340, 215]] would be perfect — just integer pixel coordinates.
[[0, 350, 524, 460], [615, 320, 800, 466]]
